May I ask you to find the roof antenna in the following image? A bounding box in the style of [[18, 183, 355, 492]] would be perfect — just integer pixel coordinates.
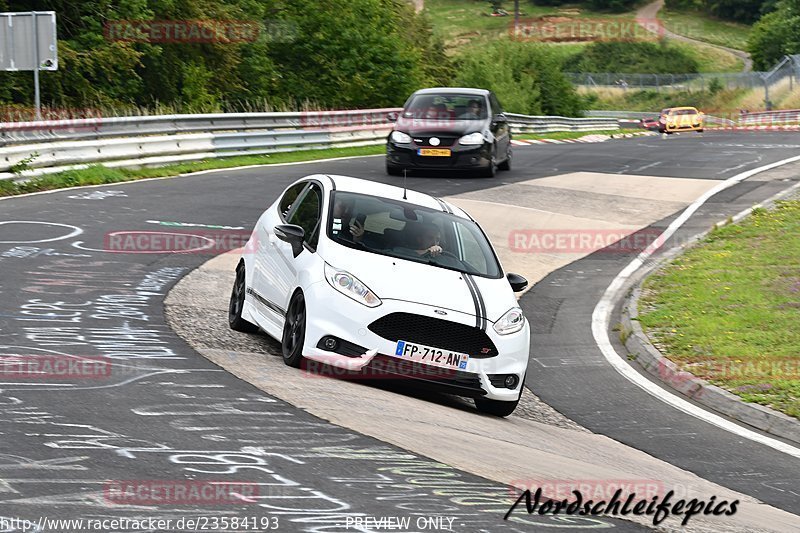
[[403, 169, 408, 200]]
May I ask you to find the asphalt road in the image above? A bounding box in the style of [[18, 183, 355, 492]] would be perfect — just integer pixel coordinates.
[[0, 130, 799, 531]]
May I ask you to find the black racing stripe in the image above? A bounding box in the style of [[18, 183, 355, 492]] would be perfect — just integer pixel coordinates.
[[246, 287, 286, 317], [463, 274, 486, 330], [465, 274, 487, 331], [434, 197, 452, 214]]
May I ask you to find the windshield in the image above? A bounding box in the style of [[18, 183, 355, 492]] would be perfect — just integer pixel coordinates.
[[327, 191, 501, 278], [402, 93, 488, 121]]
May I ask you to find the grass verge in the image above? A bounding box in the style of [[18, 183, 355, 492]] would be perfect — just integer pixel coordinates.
[[659, 8, 751, 52], [638, 200, 800, 419], [0, 145, 385, 198]]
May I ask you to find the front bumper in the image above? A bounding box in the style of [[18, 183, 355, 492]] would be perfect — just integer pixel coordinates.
[[301, 280, 530, 401], [386, 140, 492, 171]]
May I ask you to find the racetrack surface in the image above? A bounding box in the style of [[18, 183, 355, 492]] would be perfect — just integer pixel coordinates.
[[1, 130, 799, 531]]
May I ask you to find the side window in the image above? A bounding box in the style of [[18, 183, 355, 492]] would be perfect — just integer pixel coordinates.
[[456, 224, 488, 273], [279, 183, 307, 220], [287, 184, 322, 249]]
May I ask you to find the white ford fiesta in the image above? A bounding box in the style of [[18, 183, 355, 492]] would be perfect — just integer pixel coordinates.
[[228, 174, 530, 416]]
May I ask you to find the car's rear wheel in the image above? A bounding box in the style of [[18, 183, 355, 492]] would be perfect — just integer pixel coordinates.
[[475, 396, 520, 417], [282, 291, 307, 368], [498, 145, 511, 171], [387, 164, 403, 176], [229, 262, 259, 333]]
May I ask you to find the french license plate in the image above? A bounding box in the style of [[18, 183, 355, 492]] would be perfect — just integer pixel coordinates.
[[393, 340, 469, 370], [417, 148, 451, 157]]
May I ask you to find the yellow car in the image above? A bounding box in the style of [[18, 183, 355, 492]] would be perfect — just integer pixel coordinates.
[[658, 106, 704, 134]]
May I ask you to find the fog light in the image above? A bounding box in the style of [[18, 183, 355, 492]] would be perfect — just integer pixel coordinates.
[[504, 375, 519, 389], [323, 337, 338, 350]]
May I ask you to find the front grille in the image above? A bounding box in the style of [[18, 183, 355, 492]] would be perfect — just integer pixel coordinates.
[[368, 312, 498, 358], [365, 355, 485, 396], [418, 136, 456, 147]]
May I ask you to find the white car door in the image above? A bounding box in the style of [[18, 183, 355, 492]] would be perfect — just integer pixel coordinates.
[[252, 181, 308, 328], [260, 181, 325, 322]]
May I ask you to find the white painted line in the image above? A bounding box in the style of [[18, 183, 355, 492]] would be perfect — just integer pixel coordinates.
[[592, 154, 800, 459]]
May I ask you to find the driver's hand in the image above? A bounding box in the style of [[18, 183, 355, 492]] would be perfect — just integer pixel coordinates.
[[427, 245, 442, 256], [350, 221, 365, 240]]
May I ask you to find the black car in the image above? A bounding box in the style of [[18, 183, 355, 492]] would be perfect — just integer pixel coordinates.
[[386, 88, 512, 178]]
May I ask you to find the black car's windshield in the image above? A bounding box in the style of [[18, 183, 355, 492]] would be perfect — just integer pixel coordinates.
[[328, 191, 501, 278], [402, 93, 488, 121]]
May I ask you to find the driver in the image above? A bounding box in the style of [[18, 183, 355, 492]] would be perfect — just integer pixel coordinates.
[[409, 222, 443, 257]]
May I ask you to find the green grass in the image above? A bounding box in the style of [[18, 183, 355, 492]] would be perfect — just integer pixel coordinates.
[[659, 8, 751, 51], [639, 200, 800, 419], [0, 145, 384, 198], [517, 128, 641, 140], [582, 86, 749, 114], [670, 41, 743, 73], [425, 0, 643, 52]]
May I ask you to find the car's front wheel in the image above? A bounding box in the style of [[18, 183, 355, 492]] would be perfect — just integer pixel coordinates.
[[387, 163, 403, 176], [498, 145, 511, 171], [229, 262, 259, 333], [480, 148, 497, 178], [281, 291, 307, 368]]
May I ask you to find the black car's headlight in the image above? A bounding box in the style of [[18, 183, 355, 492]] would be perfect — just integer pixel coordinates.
[[459, 132, 485, 145], [390, 131, 412, 144]]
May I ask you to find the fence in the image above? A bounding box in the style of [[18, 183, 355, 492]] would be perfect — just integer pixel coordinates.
[[0, 110, 619, 180], [567, 55, 800, 110]]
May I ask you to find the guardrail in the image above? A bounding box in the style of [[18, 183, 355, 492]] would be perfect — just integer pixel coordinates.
[[505, 113, 618, 133], [740, 109, 800, 125], [0, 109, 621, 181], [587, 110, 736, 126]]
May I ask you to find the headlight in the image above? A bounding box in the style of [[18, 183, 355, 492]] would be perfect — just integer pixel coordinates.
[[325, 263, 381, 307], [493, 308, 525, 335], [390, 131, 412, 144], [459, 132, 485, 145]]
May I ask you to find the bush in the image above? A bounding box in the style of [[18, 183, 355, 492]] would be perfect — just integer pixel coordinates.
[[454, 39, 584, 116], [565, 41, 700, 73], [748, 2, 800, 70]]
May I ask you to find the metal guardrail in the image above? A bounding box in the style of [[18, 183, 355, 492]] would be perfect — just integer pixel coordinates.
[[505, 113, 618, 133], [0, 109, 620, 180], [740, 109, 800, 124]]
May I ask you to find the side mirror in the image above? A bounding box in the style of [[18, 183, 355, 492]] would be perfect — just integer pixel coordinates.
[[274, 224, 305, 258], [387, 111, 399, 121], [507, 272, 528, 292]]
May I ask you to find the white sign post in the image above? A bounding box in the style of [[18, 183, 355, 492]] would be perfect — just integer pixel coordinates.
[[0, 11, 58, 120]]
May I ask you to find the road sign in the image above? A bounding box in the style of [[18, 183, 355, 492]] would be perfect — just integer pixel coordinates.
[[0, 11, 58, 120], [0, 11, 58, 71]]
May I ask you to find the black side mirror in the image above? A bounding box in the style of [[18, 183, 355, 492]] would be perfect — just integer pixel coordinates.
[[274, 224, 305, 258], [507, 272, 528, 292]]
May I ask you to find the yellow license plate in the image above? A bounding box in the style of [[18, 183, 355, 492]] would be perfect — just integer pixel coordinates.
[[418, 148, 451, 157]]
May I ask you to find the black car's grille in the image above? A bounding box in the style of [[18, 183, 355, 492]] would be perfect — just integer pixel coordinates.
[[416, 136, 456, 147], [368, 312, 498, 358]]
